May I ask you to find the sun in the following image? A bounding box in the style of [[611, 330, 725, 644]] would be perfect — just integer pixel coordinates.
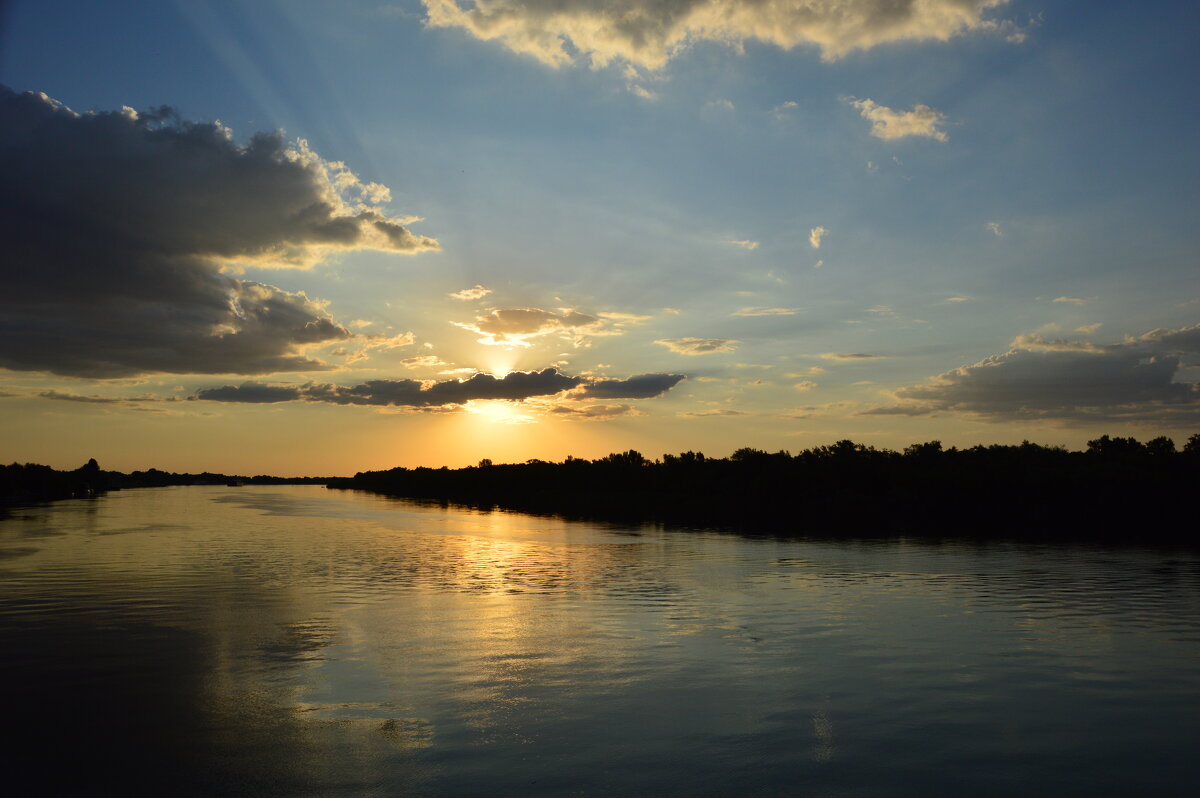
[[464, 399, 538, 425]]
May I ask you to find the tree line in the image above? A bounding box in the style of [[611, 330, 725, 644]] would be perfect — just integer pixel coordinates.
[[329, 435, 1200, 542], [0, 459, 327, 506]]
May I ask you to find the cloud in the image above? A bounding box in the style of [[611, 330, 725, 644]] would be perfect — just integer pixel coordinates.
[[679, 408, 748, 418], [1076, 323, 1102, 334], [733, 307, 796, 317], [1052, 296, 1087, 305], [578, 373, 685, 399], [547, 403, 636, 420], [195, 368, 687, 409], [809, 226, 827, 249], [850, 98, 949, 141], [986, 221, 1003, 236], [454, 307, 635, 347], [820, 352, 886, 360], [398, 355, 451, 369], [0, 87, 436, 378], [449, 284, 492, 300], [729, 239, 759, 250], [706, 99, 735, 112], [422, 0, 1014, 70], [197, 368, 583, 407], [772, 100, 799, 119], [192, 382, 303, 404], [793, 381, 818, 391], [943, 296, 974, 303], [865, 324, 1200, 421], [655, 338, 739, 355]]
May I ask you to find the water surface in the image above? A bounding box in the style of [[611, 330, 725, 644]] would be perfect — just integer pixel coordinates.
[[2, 486, 1198, 795]]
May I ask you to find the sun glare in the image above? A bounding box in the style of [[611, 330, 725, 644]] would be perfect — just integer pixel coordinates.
[[465, 400, 538, 425]]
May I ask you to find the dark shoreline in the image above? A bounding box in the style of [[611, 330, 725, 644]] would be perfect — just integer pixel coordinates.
[[328, 436, 1200, 545], [0, 459, 329, 511]]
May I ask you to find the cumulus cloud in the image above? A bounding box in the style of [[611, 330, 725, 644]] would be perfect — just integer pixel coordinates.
[[194, 367, 687, 409], [449, 284, 492, 300], [454, 307, 637, 347], [809, 226, 827, 249], [0, 86, 436, 378], [423, 0, 1013, 70], [864, 324, 1200, 421], [655, 338, 739, 355], [850, 98, 949, 141], [577, 373, 685, 399], [733, 307, 797, 317]]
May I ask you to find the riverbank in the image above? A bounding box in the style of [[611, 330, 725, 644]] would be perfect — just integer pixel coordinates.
[[1, 459, 329, 509], [329, 436, 1200, 543]]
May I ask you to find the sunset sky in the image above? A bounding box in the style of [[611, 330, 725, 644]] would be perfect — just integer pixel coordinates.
[[2, 0, 1198, 475]]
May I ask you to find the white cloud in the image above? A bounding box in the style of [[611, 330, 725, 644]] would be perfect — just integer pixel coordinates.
[[1076, 323, 1102, 334], [772, 100, 799, 119], [729, 239, 759, 250], [986, 221, 1003, 236], [655, 337, 739, 355], [850, 98, 949, 142], [706, 98, 735, 112], [809, 226, 827, 249], [449, 284, 492, 300], [794, 380, 818, 391], [422, 1, 1015, 70], [1052, 296, 1087, 305]]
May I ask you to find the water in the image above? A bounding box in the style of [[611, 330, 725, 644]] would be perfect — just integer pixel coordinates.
[[2, 486, 1198, 796]]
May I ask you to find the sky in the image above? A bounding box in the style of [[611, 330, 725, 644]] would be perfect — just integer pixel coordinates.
[[1, 0, 1198, 476]]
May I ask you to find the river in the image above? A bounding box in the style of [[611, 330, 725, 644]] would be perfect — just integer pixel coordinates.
[[2, 485, 1198, 795]]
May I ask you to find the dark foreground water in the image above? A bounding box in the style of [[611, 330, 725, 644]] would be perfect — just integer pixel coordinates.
[[2, 486, 1198, 796]]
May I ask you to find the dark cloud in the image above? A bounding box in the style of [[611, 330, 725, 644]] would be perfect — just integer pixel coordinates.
[[547, 404, 635, 420], [0, 86, 436, 378], [193, 383, 303, 404], [865, 324, 1200, 422], [193, 368, 687, 409], [578, 373, 685, 399], [196, 368, 583, 407]]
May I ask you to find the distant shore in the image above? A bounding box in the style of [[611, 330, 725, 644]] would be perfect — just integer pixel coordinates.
[[0, 459, 328, 509], [329, 435, 1200, 544]]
